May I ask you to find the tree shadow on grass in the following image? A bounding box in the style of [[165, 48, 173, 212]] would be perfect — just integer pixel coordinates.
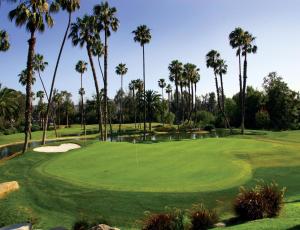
[[286, 225, 300, 230]]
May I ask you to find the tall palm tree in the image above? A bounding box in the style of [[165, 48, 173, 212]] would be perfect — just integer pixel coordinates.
[[69, 15, 103, 140], [229, 27, 244, 108], [9, 0, 54, 152], [135, 79, 144, 129], [91, 40, 104, 82], [33, 54, 49, 99], [115, 63, 128, 132], [132, 25, 151, 140], [144, 90, 160, 131], [43, 0, 80, 144], [75, 60, 88, 129], [165, 84, 172, 114], [215, 59, 227, 113], [158, 78, 166, 100], [192, 73, 200, 123], [128, 80, 136, 129], [0, 30, 10, 52], [168, 60, 183, 128], [18, 69, 36, 86], [206, 50, 231, 132], [240, 31, 257, 134], [94, 1, 119, 141]]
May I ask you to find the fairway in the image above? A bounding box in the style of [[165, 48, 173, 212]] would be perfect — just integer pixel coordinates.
[[1, 131, 300, 229], [38, 139, 253, 192]]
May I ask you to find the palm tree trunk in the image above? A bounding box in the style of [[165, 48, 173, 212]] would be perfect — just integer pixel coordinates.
[[194, 83, 197, 125], [133, 89, 136, 129], [42, 12, 72, 145], [119, 75, 123, 133], [215, 75, 232, 133], [180, 83, 184, 123], [188, 80, 194, 122], [175, 79, 179, 129], [104, 30, 108, 141], [23, 32, 36, 153], [142, 44, 146, 140], [219, 73, 226, 128], [80, 74, 84, 129], [241, 53, 248, 134], [97, 56, 104, 83], [87, 46, 103, 141]]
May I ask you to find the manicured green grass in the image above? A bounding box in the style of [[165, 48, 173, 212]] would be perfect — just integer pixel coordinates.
[[0, 131, 300, 229]]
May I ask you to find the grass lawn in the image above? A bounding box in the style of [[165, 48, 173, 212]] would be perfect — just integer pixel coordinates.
[[0, 130, 300, 229]]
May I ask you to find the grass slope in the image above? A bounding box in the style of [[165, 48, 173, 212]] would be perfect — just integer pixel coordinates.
[[0, 131, 300, 229]]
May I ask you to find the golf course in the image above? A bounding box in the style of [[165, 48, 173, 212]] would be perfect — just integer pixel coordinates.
[[1, 129, 300, 229]]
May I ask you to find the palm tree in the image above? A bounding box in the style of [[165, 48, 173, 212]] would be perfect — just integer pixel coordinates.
[[168, 60, 183, 128], [91, 40, 104, 82], [0, 30, 10, 52], [135, 79, 144, 129], [36, 90, 45, 128], [144, 90, 161, 131], [69, 15, 103, 140], [158, 78, 166, 100], [240, 31, 257, 134], [132, 24, 151, 140], [0, 85, 19, 121], [128, 80, 136, 128], [206, 50, 231, 132], [75, 60, 88, 129], [94, 1, 119, 141], [18, 69, 36, 86], [229, 27, 244, 108], [192, 73, 200, 123], [43, 0, 80, 144], [33, 54, 49, 99], [115, 63, 128, 133], [215, 59, 227, 115], [165, 84, 172, 114], [9, 0, 54, 152], [158, 78, 166, 125], [53, 90, 63, 127]]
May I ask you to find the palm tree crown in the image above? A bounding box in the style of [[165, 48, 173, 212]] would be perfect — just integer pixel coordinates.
[[93, 1, 119, 36], [158, 78, 166, 89], [0, 30, 10, 52], [75, 60, 88, 74], [18, 69, 36, 86], [9, 0, 54, 34], [206, 50, 221, 74], [115, 63, 128, 76], [132, 25, 151, 46], [51, 0, 80, 14], [33, 54, 48, 72]]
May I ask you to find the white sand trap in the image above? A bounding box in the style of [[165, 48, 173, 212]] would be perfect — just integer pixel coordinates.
[[33, 143, 81, 153]]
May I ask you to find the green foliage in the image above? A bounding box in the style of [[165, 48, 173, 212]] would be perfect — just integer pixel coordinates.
[[234, 182, 285, 221], [189, 204, 218, 230], [195, 110, 215, 127], [255, 110, 270, 129], [0, 205, 38, 227]]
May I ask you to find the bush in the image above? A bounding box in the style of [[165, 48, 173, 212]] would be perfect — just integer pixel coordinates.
[[190, 204, 218, 230], [234, 182, 285, 221], [203, 124, 215, 132], [255, 110, 270, 129], [3, 127, 17, 135], [195, 111, 215, 127], [142, 213, 173, 230], [0, 206, 38, 227]]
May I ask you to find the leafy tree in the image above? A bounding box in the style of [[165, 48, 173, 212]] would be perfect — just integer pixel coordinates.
[[69, 14, 103, 140], [256, 110, 270, 129], [143, 90, 161, 131], [115, 63, 128, 132], [0, 30, 10, 52], [9, 0, 54, 152], [263, 72, 299, 130], [132, 24, 151, 140], [0, 85, 19, 122], [75, 60, 88, 130], [94, 1, 119, 141]]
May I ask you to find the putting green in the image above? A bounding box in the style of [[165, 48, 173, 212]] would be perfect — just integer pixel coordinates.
[[37, 139, 253, 192]]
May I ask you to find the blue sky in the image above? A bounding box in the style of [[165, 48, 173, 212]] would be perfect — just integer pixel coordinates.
[[0, 0, 300, 104]]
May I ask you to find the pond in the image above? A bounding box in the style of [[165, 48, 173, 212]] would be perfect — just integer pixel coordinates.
[[0, 129, 229, 160]]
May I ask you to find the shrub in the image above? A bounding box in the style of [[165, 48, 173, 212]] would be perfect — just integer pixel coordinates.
[[234, 182, 285, 221], [0, 206, 38, 227], [73, 220, 90, 230], [203, 124, 215, 132], [260, 182, 285, 217], [190, 204, 218, 230], [142, 213, 173, 230], [255, 110, 270, 129], [195, 111, 215, 127]]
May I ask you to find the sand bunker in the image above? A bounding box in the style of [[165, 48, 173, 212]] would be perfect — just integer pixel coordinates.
[[0, 181, 20, 198], [33, 143, 81, 153]]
